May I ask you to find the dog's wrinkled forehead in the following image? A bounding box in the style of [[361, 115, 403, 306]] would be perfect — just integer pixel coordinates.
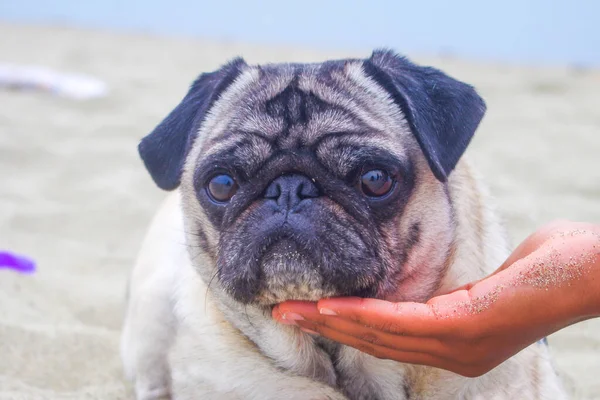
[[193, 60, 410, 178], [138, 50, 486, 191]]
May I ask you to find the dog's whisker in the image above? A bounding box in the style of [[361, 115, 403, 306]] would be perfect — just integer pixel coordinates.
[[204, 268, 220, 315], [243, 304, 257, 331]]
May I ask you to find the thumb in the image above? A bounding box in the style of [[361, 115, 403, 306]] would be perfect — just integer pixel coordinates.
[[438, 220, 572, 296]]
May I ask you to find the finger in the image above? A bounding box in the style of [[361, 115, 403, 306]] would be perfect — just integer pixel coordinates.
[[273, 301, 328, 327], [294, 320, 483, 376], [281, 308, 449, 356], [437, 221, 581, 296], [273, 301, 491, 376], [312, 297, 456, 337], [275, 297, 483, 339], [273, 300, 320, 324], [277, 295, 489, 341], [494, 219, 594, 274]]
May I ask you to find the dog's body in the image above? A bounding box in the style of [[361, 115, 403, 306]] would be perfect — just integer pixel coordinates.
[[121, 51, 566, 399]]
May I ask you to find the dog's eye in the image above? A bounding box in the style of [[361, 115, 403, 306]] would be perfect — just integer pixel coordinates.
[[207, 174, 238, 202], [360, 170, 394, 197]]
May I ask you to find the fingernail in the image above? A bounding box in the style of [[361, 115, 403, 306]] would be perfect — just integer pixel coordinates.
[[319, 308, 337, 316], [283, 312, 305, 321], [300, 327, 320, 336]]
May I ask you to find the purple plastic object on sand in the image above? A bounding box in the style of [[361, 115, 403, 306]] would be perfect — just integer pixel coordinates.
[[0, 251, 36, 274]]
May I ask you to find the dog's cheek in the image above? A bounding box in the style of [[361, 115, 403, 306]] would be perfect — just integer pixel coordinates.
[[318, 246, 381, 297], [371, 220, 406, 297], [216, 226, 264, 304], [181, 186, 222, 262], [384, 217, 454, 302], [312, 205, 385, 297]]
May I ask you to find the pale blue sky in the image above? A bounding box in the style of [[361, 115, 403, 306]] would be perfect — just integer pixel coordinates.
[[1, 0, 598, 66]]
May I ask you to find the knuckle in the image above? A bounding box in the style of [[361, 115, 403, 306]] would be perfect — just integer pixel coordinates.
[[379, 321, 405, 335], [349, 299, 371, 324], [526, 222, 562, 246], [357, 332, 381, 346], [346, 311, 363, 324], [540, 219, 581, 242], [318, 317, 341, 331]]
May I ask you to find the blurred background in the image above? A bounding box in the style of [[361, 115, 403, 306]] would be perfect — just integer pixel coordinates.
[[2, 0, 600, 66], [0, 1, 598, 399]]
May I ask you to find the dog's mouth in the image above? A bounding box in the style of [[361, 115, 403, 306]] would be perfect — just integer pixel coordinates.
[[250, 237, 376, 306], [217, 216, 383, 305], [252, 238, 338, 305]]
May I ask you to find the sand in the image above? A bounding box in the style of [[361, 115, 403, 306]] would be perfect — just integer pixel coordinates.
[[1, 23, 599, 399]]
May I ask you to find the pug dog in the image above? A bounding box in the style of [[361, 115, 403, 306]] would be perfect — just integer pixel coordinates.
[[120, 50, 566, 399]]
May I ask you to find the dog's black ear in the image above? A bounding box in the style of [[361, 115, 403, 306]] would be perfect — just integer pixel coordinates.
[[365, 49, 486, 182], [138, 58, 247, 190]]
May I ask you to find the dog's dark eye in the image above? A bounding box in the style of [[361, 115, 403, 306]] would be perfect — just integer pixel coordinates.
[[360, 170, 394, 197], [207, 174, 238, 202]]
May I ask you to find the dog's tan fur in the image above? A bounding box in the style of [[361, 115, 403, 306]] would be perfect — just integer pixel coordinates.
[[121, 53, 566, 399]]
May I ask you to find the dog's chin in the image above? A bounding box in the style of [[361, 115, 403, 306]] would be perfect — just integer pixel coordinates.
[[251, 239, 338, 306], [221, 236, 382, 306], [253, 285, 337, 307]]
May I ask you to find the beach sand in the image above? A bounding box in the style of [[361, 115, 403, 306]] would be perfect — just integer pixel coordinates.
[[1, 23, 598, 399]]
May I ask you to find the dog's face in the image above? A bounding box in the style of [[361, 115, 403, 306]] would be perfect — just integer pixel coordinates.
[[139, 50, 486, 306]]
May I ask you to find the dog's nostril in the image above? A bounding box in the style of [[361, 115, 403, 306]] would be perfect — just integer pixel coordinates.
[[296, 183, 305, 199], [264, 182, 282, 199], [264, 174, 320, 208], [297, 181, 319, 199]]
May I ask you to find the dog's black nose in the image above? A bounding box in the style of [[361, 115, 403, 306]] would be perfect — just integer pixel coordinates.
[[264, 174, 319, 210]]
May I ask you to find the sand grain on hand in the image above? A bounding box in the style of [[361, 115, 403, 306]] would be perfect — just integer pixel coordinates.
[[437, 230, 600, 318]]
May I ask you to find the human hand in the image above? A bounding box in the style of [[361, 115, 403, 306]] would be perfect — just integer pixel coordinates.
[[273, 220, 600, 377]]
